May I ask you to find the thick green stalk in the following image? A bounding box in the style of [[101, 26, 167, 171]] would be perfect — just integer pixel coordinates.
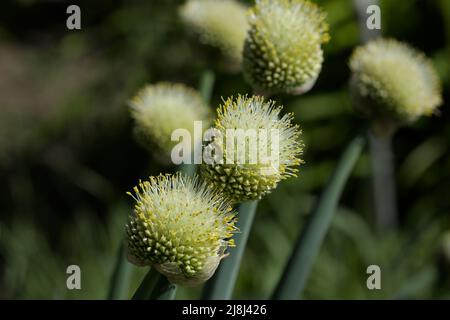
[[132, 268, 177, 300], [107, 242, 132, 299], [202, 200, 258, 299], [353, 0, 381, 42], [368, 130, 398, 231], [179, 163, 196, 176], [273, 135, 365, 299], [353, 0, 396, 232], [177, 70, 215, 177], [198, 70, 215, 103]]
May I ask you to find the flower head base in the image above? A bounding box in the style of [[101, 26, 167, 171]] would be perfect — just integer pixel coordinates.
[[129, 83, 211, 161], [126, 173, 236, 286], [349, 38, 442, 124], [201, 95, 304, 203], [179, 0, 249, 65], [243, 0, 329, 95]]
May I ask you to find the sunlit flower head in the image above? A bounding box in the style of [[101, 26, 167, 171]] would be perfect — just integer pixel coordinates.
[[201, 95, 304, 203], [126, 173, 236, 286], [349, 38, 442, 123], [243, 0, 329, 95], [129, 82, 211, 161], [179, 0, 249, 65]]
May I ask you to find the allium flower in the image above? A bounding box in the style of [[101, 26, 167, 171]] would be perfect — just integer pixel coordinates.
[[129, 83, 211, 161], [179, 0, 248, 65], [126, 173, 236, 286], [201, 95, 304, 203], [243, 0, 329, 95], [349, 38, 442, 123]]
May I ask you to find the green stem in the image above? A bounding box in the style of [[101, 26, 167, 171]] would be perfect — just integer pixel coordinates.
[[179, 163, 196, 176], [176, 70, 215, 176], [132, 268, 177, 300], [272, 135, 366, 299], [198, 70, 215, 103], [107, 242, 132, 299], [353, 0, 381, 42], [202, 200, 258, 299], [151, 275, 178, 300], [369, 130, 398, 232]]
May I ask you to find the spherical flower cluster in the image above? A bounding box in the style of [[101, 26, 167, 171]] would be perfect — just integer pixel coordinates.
[[243, 0, 329, 95], [349, 38, 442, 123], [126, 173, 236, 286], [129, 82, 211, 161], [201, 95, 304, 203], [179, 0, 249, 65]]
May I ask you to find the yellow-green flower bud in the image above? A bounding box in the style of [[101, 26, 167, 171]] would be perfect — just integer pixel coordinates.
[[129, 83, 211, 161], [126, 173, 236, 286], [201, 95, 304, 203], [349, 38, 442, 123], [179, 0, 248, 65], [243, 0, 330, 95]]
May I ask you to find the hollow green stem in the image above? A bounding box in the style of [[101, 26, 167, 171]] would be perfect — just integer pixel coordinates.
[[176, 70, 215, 177], [132, 268, 177, 300], [198, 70, 215, 103], [202, 200, 258, 299], [179, 163, 196, 176], [273, 135, 366, 299], [107, 242, 132, 299], [353, 0, 381, 42], [368, 130, 398, 232]]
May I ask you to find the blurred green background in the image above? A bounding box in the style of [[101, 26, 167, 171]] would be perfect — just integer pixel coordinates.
[[0, 0, 449, 299]]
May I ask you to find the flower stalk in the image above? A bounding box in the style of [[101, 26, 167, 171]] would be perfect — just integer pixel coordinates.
[[273, 135, 365, 299], [202, 200, 258, 299], [132, 267, 177, 300], [368, 129, 398, 231], [107, 242, 133, 299], [198, 69, 216, 103], [349, 38, 442, 232]]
